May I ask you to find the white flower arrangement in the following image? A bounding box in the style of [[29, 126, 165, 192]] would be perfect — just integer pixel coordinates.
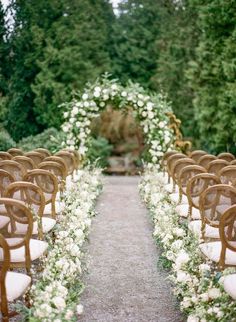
[[19, 167, 102, 321], [139, 165, 236, 321], [61, 74, 175, 165]]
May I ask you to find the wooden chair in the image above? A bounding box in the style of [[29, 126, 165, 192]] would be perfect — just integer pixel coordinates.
[[0, 152, 12, 161], [12, 156, 35, 172], [5, 181, 56, 240], [198, 154, 217, 169], [7, 148, 24, 157], [175, 165, 207, 219], [230, 160, 236, 166], [199, 205, 236, 270], [24, 169, 59, 219], [0, 170, 14, 229], [25, 151, 44, 167], [0, 160, 26, 181], [189, 150, 207, 162], [34, 148, 51, 158], [44, 156, 68, 177], [38, 161, 66, 194], [0, 198, 48, 274], [218, 152, 235, 162], [169, 158, 196, 204], [207, 159, 229, 176], [63, 149, 81, 170], [198, 184, 236, 241], [55, 150, 76, 176], [0, 232, 31, 321], [161, 150, 178, 179], [166, 153, 187, 191], [219, 165, 236, 186], [187, 173, 221, 223]]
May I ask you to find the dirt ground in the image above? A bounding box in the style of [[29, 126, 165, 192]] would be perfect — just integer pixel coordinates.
[[79, 176, 184, 322]]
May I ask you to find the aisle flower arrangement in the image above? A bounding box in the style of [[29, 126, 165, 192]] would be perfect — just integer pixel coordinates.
[[139, 165, 236, 322], [20, 167, 102, 322], [61, 74, 174, 164]]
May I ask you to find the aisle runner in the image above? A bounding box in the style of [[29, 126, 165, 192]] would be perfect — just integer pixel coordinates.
[[80, 176, 183, 322]]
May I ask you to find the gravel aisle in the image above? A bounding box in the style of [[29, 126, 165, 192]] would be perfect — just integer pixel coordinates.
[[80, 176, 183, 322]]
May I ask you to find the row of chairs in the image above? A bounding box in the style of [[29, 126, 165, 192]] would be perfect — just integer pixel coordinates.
[[0, 147, 80, 321], [162, 150, 236, 301]]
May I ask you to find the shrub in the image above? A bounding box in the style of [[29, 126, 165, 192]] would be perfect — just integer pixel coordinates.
[[0, 127, 16, 151], [86, 136, 113, 168]]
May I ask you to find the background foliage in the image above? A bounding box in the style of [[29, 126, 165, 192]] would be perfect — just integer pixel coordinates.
[[0, 0, 235, 153]]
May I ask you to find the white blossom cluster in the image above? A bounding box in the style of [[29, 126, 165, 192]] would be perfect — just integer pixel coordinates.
[[28, 167, 102, 322], [139, 165, 236, 322], [61, 76, 174, 164]]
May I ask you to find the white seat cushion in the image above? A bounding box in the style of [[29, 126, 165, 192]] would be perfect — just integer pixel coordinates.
[[170, 193, 188, 204], [8, 217, 56, 235], [199, 241, 236, 265], [223, 274, 236, 300], [44, 201, 62, 215], [175, 204, 201, 220], [5, 271, 31, 301], [0, 215, 10, 229], [188, 220, 219, 239], [0, 238, 48, 262]]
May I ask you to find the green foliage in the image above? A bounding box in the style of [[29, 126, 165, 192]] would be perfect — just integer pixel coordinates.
[[187, 0, 236, 153], [17, 127, 65, 153], [86, 136, 113, 168], [0, 127, 16, 150]]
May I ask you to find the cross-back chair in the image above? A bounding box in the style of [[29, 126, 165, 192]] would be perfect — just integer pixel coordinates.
[[24, 169, 59, 219]]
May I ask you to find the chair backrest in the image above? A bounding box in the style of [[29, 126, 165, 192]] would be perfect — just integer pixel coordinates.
[[0, 152, 12, 160], [161, 150, 178, 172], [199, 184, 236, 230], [63, 149, 81, 169], [207, 159, 229, 175], [230, 160, 236, 166], [38, 161, 66, 193], [219, 205, 236, 268], [55, 151, 76, 175], [186, 173, 221, 211], [24, 169, 58, 218], [171, 158, 196, 186], [198, 154, 217, 169], [167, 153, 187, 179], [25, 151, 44, 167], [7, 148, 24, 157], [178, 165, 207, 197], [219, 165, 236, 186], [189, 150, 207, 162], [34, 148, 51, 158], [12, 156, 35, 172], [44, 156, 68, 176], [0, 160, 26, 181], [0, 169, 15, 198], [218, 152, 235, 162]]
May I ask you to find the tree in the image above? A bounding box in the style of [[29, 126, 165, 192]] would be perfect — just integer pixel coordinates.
[[32, 0, 114, 129]]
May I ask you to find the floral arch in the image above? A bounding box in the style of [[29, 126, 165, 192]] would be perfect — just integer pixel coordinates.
[[61, 75, 175, 165]]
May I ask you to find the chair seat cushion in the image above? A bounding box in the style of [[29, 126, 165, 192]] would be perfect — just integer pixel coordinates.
[[5, 271, 31, 301], [8, 217, 56, 235], [0, 238, 48, 262], [199, 241, 236, 265], [0, 215, 10, 229], [175, 204, 200, 220], [170, 193, 188, 204], [223, 274, 236, 300], [188, 220, 219, 239], [44, 201, 63, 215]]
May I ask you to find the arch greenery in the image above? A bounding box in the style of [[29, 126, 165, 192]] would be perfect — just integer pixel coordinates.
[[61, 74, 175, 165]]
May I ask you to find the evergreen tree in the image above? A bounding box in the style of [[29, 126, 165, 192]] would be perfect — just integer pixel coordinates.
[[32, 0, 114, 129], [111, 0, 161, 87], [187, 0, 236, 153]]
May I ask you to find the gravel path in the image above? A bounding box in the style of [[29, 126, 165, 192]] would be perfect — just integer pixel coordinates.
[[80, 176, 184, 322]]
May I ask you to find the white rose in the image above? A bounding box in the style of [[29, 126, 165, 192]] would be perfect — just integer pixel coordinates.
[[199, 263, 211, 272], [175, 251, 190, 268], [103, 94, 109, 100], [200, 292, 209, 302], [63, 111, 69, 118], [159, 121, 165, 128], [84, 101, 89, 108], [53, 297, 66, 310], [147, 102, 154, 110], [111, 84, 117, 90], [94, 86, 101, 92], [187, 315, 199, 322], [148, 111, 154, 119], [82, 93, 88, 100], [208, 287, 221, 299], [94, 91, 100, 98], [176, 270, 190, 283], [76, 304, 83, 315], [121, 91, 127, 97], [137, 100, 144, 107]]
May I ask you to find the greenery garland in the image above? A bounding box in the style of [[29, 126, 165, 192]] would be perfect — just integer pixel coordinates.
[[61, 74, 175, 165], [139, 165, 236, 322]]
